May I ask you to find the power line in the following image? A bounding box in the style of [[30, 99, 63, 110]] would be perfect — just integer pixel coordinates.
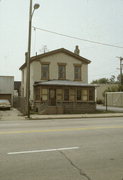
[[32, 26, 123, 49]]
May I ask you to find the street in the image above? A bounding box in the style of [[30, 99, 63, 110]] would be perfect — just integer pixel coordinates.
[[0, 116, 123, 180]]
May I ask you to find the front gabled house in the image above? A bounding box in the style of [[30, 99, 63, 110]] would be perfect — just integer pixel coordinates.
[[19, 46, 96, 114]]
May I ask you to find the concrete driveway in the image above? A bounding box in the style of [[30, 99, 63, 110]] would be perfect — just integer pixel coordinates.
[[0, 108, 24, 121], [97, 104, 123, 112]]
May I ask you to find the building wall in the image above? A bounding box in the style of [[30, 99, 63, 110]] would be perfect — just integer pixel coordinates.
[[0, 76, 14, 105], [38, 52, 88, 82], [34, 102, 96, 114], [63, 102, 96, 114]]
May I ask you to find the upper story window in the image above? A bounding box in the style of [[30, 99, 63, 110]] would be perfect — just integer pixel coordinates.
[[58, 63, 66, 80], [41, 63, 49, 80], [74, 64, 81, 81]]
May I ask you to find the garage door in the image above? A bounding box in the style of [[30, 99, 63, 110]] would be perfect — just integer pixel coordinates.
[[0, 94, 11, 103]]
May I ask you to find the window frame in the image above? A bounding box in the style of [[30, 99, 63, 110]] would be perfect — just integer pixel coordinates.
[[40, 88, 49, 101], [56, 88, 63, 101], [82, 89, 88, 102], [58, 63, 66, 80], [35, 86, 40, 101], [77, 88, 82, 101], [74, 64, 82, 81], [89, 88, 95, 101], [64, 88, 69, 101], [41, 63, 50, 80]]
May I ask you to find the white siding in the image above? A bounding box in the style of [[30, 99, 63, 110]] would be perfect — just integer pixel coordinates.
[[39, 52, 88, 82]]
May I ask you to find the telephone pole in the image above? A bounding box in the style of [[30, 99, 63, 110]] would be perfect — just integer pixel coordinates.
[[117, 57, 123, 85]]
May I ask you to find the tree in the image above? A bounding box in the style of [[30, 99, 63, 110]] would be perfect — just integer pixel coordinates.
[[91, 75, 118, 84], [91, 78, 110, 84], [117, 74, 123, 84], [109, 75, 116, 83]]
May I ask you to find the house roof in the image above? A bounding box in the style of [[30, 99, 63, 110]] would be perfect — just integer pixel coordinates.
[[34, 80, 96, 87], [19, 48, 91, 70]]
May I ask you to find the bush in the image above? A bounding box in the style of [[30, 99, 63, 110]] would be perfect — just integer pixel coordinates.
[[96, 99, 103, 104]]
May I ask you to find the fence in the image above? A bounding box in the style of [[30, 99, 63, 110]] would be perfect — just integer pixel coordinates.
[[105, 92, 123, 107], [13, 96, 27, 115]]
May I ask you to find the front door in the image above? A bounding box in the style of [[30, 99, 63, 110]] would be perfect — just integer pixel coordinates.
[[49, 89, 56, 106]]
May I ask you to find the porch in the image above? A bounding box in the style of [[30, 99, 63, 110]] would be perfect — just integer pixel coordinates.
[[33, 80, 96, 114]]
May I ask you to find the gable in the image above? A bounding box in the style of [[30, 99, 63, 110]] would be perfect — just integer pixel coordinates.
[[39, 52, 84, 65], [19, 48, 91, 70]]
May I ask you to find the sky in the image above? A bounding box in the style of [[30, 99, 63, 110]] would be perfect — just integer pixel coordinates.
[[0, 0, 123, 82]]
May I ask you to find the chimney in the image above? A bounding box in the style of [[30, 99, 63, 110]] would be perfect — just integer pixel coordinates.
[[74, 45, 80, 55]]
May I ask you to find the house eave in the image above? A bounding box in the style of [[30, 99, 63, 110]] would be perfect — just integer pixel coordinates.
[[34, 80, 97, 88]]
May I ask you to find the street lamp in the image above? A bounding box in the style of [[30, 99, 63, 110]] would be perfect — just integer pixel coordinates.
[[26, 0, 40, 118]]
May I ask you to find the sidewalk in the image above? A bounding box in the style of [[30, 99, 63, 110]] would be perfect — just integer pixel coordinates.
[[26, 105, 123, 120], [29, 112, 123, 120]]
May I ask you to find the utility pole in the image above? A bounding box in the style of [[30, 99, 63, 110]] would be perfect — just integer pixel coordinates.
[[26, 1, 40, 118], [117, 57, 123, 85]]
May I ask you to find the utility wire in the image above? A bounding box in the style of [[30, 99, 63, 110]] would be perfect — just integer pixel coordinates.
[[33, 26, 123, 49]]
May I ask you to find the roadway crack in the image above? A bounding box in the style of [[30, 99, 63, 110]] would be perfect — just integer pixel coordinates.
[[59, 151, 92, 180]]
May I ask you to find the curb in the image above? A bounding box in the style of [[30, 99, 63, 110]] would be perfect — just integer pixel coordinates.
[[26, 113, 123, 120]]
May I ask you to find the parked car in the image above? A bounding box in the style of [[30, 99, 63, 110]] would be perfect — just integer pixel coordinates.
[[0, 99, 11, 110]]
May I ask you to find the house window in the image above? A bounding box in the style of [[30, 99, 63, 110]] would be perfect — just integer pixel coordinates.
[[77, 88, 81, 101], [74, 65, 81, 80], [82, 89, 88, 101], [41, 88, 48, 101], [89, 88, 95, 101], [35, 86, 40, 100], [69, 88, 75, 101], [58, 64, 66, 79], [56, 89, 63, 101], [41, 64, 49, 80], [64, 89, 69, 101]]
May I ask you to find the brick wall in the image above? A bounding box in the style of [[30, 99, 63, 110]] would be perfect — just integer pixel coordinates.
[[35, 101, 96, 114], [62, 102, 96, 114]]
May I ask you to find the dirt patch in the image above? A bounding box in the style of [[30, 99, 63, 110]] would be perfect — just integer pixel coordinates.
[[0, 108, 25, 121]]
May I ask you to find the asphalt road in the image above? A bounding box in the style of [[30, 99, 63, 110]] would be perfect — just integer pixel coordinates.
[[0, 117, 123, 180]]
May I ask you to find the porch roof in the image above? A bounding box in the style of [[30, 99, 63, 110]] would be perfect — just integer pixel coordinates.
[[34, 80, 97, 87]]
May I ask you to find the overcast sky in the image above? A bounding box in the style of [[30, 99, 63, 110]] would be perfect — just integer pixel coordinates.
[[0, 0, 123, 82]]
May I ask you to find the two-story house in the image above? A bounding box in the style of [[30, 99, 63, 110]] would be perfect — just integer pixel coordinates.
[[19, 46, 96, 114]]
